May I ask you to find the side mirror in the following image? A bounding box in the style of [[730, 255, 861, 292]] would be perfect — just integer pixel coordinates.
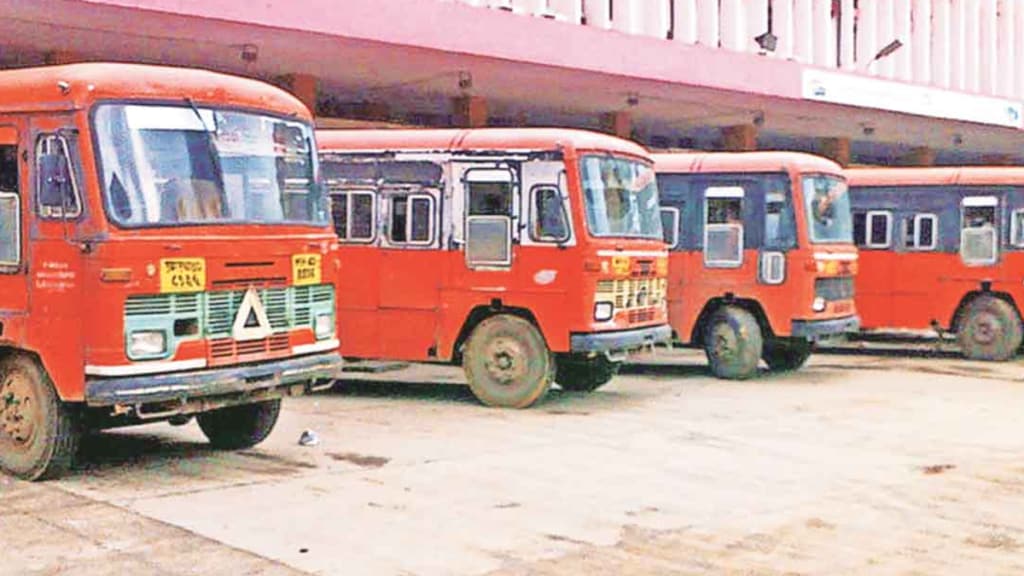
[[38, 152, 72, 214]]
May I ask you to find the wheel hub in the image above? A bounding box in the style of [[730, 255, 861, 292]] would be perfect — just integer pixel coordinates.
[[710, 324, 738, 359], [483, 337, 527, 385], [972, 312, 1001, 345], [0, 371, 38, 447]]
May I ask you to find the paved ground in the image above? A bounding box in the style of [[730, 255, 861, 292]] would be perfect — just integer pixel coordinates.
[[2, 347, 1023, 576]]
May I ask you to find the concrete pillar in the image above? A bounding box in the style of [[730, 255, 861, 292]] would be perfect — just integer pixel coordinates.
[[721, 124, 757, 152], [793, 0, 813, 63], [279, 73, 319, 113], [857, 0, 878, 71], [839, 0, 856, 69], [44, 51, 82, 65], [673, 0, 699, 43], [997, 0, 1016, 97], [696, 0, 719, 47], [932, 0, 951, 88], [600, 111, 632, 139], [899, 147, 935, 166], [979, 0, 998, 95], [819, 137, 851, 167], [452, 95, 488, 128], [912, 0, 931, 84], [772, 0, 794, 60]]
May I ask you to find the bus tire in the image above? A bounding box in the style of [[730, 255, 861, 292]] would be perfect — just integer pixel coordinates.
[[463, 314, 553, 408], [704, 306, 763, 380], [762, 338, 813, 372], [957, 296, 1023, 361], [197, 399, 281, 450], [0, 354, 79, 481], [555, 354, 620, 392]]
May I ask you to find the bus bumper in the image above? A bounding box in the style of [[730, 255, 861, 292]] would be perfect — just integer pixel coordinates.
[[84, 351, 343, 407], [791, 315, 860, 341], [570, 325, 672, 354]]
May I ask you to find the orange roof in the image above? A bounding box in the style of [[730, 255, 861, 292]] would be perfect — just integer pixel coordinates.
[[653, 151, 842, 175], [317, 128, 651, 159], [846, 166, 1024, 187], [0, 63, 310, 119]]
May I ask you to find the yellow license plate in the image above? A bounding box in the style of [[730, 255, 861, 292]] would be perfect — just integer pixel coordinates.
[[292, 253, 322, 286], [159, 258, 206, 293]]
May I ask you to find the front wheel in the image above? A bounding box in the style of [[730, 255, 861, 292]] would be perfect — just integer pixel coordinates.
[[462, 314, 553, 408], [197, 399, 281, 450], [957, 295, 1024, 361], [0, 354, 79, 480], [555, 354, 621, 392], [703, 306, 764, 380], [762, 338, 813, 372]]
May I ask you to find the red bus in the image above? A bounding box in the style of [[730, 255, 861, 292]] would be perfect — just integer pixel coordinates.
[[654, 152, 860, 379], [846, 167, 1024, 360], [319, 128, 671, 408], [0, 64, 343, 480]]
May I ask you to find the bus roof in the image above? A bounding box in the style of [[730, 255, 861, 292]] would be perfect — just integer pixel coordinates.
[[317, 128, 650, 159], [846, 166, 1024, 187], [0, 63, 310, 119], [652, 151, 842, 175]]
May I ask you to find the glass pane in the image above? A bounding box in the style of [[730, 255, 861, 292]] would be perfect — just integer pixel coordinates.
[[580, 155, 662, 240], [764, 188, 796, 249], [707, 197, 742, 225], [410, 197, 431, 242], [802, 175, 853, 244], [660, 208, 677, 246], [903, 216, 915, 247], [1013, 211, 1024, 246], [853, 212, 866, 246], [0, 194, 17, 264], [533, 188, 567, 241], [350, 193, 374, 240], [468, 181, 512, 216], [964, 206, 996, 228], [706, 225, 742, 265], [869, 214, 889, 246], [467, 217, 510, 265], [390, 197, 408, 243], [962, 227, 997, 263], [330, 194, 348, 239], [918, 217, 935, 248]]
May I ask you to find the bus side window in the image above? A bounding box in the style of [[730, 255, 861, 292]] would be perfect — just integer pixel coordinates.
[[862, 211, 891, 249], [465, 168, 515, 267], [389, 193, 435, 246], [704, 187, 744, 267], [764, 189, 796, 249], [660, 206, 679, 248], [0, 143, 17, 269], [330, 190, 376, 242], [36, 134, 82, 219], [961, 197, 998, 265], [904, 214, 937, 250], [1011, 209, 1024, 248], [530, 185, 569, 242]]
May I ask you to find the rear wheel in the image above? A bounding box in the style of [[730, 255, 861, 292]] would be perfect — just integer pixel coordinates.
[[762, 338, 813, 372], [703, 306, 763, 380], [197, 399, 281, 450], [463, 314, 553, 408], [957, 295, 1023, 361], [555, 354, 621, 392], [0, 355, 79, 481]]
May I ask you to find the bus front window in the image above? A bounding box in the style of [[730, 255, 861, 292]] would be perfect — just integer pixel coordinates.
[[802, 175, 853, 244], [94, 104, 326, 227], [580, 156, 662, 240]]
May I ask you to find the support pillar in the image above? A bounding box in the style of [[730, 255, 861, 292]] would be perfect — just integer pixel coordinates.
[[278, 73, 319, 113], [452, 95, 488, 128], [818, 137, 851, 167], [721, 124, 758, 151], [600, 111, 632, 139]]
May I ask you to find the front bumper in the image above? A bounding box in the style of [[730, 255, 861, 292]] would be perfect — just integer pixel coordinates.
[[791, 315, 860, 340], [85, 351, 343, 406], [570, 325, 672, 354]]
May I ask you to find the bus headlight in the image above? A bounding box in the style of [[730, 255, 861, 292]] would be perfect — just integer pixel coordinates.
[[315, 313, 334, 340], [128, 330, 167, 358], [812, 297, 827, 312], [594, 301, 614, 322]]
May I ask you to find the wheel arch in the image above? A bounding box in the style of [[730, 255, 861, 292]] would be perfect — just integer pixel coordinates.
[[949, 287, 1023, 333], [690, 295, 774, 346], [450, 301, 545, 365]]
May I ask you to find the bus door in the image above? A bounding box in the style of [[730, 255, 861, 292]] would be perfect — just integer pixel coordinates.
[[27, 117, 86, 390], [377, 184, 443, 359], [451, 162, 519, 285], [960, 195, 1000, 267], [0, 124, 26, 330], [853, 207, 896, 327]]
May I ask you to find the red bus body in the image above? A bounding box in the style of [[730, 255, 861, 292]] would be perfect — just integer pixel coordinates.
[[654, 152, 860, 378], [318, 129, 671, 406], [0, 64, 342, 479], [846, 167, 1024, 360]]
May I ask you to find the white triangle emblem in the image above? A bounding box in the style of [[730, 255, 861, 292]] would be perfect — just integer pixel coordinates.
[[232, 287, 273, 341]]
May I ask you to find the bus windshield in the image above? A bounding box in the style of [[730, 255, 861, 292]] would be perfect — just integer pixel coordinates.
[[802, 174, 853, 243], [93, 104, 327, 227], [580, 155, 662, 240]]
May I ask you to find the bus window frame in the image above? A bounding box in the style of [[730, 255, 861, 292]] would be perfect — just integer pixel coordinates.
[[863, 210, 892, 249], [703, 186, 745, 268], [0, 191, 19, 270], [387, 192, 436, 247], [960, 195, 999, 266], [330, 188, 377, 244], [905, 213, 938, 251], [464, 167, 516, 269], [1011, 208, 1024, 248], [660, 206, 680, 249], [35, 133, 83, 220]]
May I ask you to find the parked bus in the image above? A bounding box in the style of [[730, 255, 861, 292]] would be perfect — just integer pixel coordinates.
[[0, 64, 343, 480], [654, 152, 860, 379], [846, 167, 1024, 361], [318, 128, 671, 408]]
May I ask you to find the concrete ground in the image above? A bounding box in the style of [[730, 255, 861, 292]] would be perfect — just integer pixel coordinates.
[[2, 348, 1023, 576]]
